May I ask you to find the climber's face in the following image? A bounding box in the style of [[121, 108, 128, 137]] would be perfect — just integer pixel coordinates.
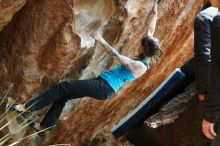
[[211, 0, 220, 8]]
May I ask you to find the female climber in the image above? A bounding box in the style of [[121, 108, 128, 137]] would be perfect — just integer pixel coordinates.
[[8, 0, 161, 137]]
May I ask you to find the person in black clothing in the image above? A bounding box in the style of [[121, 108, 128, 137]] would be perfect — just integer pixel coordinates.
[[204, 11, 220, 145], [194, 2, 218, 101], [194, 0, 219, 143], [194, 0, 220, 144], [202, 11, 220, 145]]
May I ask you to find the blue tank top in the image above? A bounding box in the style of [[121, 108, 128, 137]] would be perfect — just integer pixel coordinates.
[[99, 60, 150, 92]]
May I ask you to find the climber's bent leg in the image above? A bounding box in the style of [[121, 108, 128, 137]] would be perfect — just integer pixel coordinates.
[[25, 78, 114, 112]]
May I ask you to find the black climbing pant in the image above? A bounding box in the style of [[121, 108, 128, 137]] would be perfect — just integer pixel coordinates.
[[25, 77, 114, 129]]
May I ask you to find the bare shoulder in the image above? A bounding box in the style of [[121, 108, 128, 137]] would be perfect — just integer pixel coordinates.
[[131, 61, 148, 78]]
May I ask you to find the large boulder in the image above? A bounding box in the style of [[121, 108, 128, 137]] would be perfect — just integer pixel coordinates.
[[0, 0, 206, 145]]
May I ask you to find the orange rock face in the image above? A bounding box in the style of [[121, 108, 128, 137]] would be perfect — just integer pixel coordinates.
[[0, 0, 27, 31], [0, 0, 80, 100], [0, 0, 204, 145]]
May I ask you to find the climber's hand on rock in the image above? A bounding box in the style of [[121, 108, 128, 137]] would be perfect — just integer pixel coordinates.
[[91, 31, 102, 41], [154, 0, 158, 5], [202, 119, 217, 139], [150, 0, 158, 14]]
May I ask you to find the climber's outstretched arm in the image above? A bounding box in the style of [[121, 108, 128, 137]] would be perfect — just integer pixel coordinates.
[[147, 0, 158, 37], [91, 31, 147, 77]]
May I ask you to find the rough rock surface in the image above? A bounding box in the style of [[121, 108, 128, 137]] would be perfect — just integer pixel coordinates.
[[0, 0, 81, 101], [0, 0, 208, 146], [0, 0, 27, 31]]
